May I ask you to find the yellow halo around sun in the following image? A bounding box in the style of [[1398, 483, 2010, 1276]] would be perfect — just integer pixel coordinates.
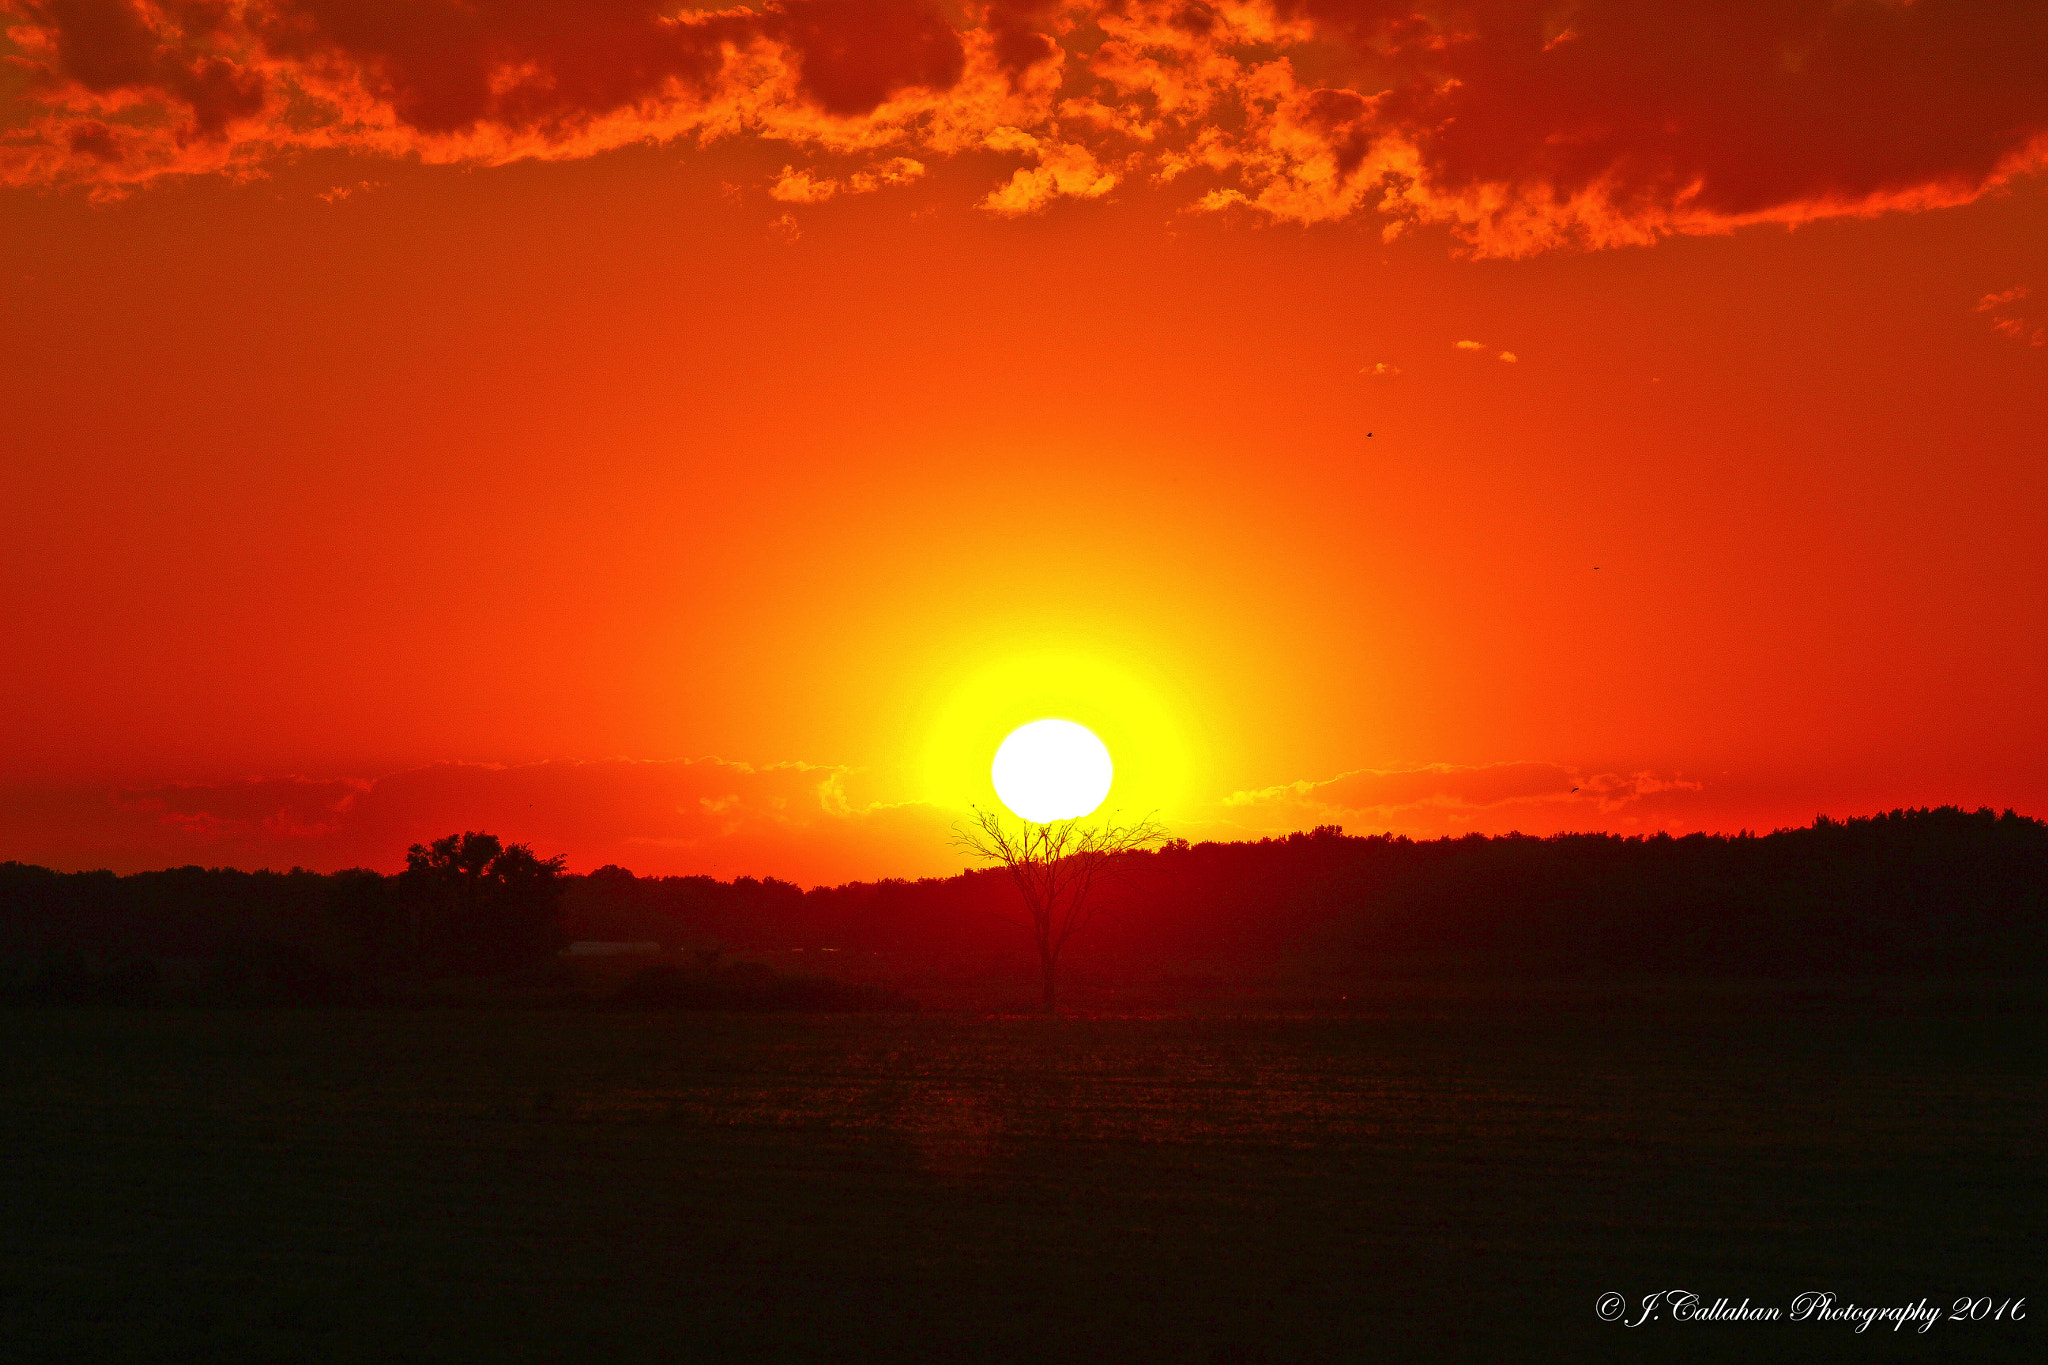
[[992, 719, 1113, 823]]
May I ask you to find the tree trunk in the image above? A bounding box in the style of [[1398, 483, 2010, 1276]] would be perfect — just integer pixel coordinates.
[[1039, 949, 1057, 1014]]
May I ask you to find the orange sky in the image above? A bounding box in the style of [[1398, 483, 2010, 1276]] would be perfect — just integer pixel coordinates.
[[3, 1, 2044, 884]]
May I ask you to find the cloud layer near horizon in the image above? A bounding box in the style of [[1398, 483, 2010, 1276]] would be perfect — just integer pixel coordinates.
[[1, 755, 1729, 881], [1219, 761, 1706, 837], [0, 758, 957, 884], [5, 0, 2042, 254]]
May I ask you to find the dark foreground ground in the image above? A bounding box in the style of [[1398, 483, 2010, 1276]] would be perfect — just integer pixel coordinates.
[[3, 983, 2042, 1364]]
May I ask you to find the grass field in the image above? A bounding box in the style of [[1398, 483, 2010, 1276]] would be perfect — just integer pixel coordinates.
[[3, 986, 2042, 1363]]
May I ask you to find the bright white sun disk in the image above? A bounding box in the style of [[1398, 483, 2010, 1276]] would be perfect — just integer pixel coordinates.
[[991, 720, 1113, 823]]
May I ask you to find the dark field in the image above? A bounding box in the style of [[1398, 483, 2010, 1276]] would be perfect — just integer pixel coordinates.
[[4, 987, 2042, 1364]]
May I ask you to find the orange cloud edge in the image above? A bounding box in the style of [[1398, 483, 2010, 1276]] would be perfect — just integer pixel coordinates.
[[5, 0, 2043, 256]]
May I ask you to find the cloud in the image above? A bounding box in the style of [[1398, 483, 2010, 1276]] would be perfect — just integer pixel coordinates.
[[1497, 350, 1518, 363], [3, 1, 2038, 253], [0, 758, 958, 885], [317, 178, 379, 203], [1362, 361, 1399, 376], [1218, 761, 1706, 838], [769, 154, 924, 202], [847, 155, 924, 192], [977, 127, 1117, 214], [1454, 339, 1487, 351], [1976, 284, 2044, 346], [770, 164, 838, 203], [0, 0, 977, 193]]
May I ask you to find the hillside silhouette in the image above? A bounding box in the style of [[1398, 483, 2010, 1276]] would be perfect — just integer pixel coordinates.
[[3, 806, 2044, 1004]]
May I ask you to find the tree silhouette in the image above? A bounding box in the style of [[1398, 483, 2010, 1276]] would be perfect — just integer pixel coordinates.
[[951, 807, 1166, 1013], [398, 831, 567, 977], [5, 807, 2045, 1003]]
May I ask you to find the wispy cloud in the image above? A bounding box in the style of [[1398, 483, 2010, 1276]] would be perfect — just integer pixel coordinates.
[[769, 155, 926, 203], [1976, 285, 2045, 346], [1217, 761, 1705, 839]]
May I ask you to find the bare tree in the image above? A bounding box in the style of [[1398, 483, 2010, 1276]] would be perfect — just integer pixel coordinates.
[[951, 807, 1167, 1013]]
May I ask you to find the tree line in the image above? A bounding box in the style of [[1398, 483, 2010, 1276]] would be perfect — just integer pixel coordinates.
[[2, 807, 2044, 1003]]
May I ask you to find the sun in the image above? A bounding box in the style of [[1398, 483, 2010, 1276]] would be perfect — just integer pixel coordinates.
[[917, 646, 1197, 822], [991, 719, 1114, 823]]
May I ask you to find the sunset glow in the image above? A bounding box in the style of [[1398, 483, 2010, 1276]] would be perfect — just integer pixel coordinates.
[[0, 1, 2042, 884]]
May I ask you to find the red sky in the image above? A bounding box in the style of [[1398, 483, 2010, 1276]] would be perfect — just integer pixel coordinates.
[[3, 1, 2044, 884]]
